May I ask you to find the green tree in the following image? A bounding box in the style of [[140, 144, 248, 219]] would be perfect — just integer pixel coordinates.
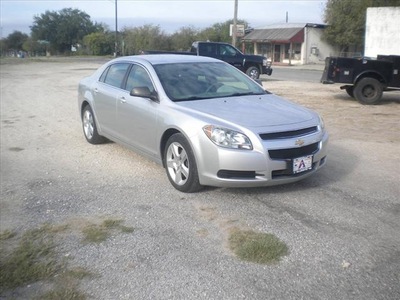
[[121, 25, 170, 55], [198, 19, 249, 45], [22, 37, 47, 56], [83, 32, 113, 55], [30, 8, 103, 54], [323, 0, 400, 53], [5, 31, 29, 52], [170, 26, 200, 51], [118, 19, 250, 55]]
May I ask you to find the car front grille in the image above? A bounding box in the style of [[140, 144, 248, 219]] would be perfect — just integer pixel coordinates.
[[268, 142, 319, 160], [260, 126, 318, 140]]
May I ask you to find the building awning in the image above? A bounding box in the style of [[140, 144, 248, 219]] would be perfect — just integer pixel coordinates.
[[242, 23, 326, 44], [242, 27, 304, 43]]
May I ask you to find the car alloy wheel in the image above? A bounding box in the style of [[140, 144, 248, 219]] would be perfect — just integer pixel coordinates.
[[83, 109, 94, 140], [166, 142, 189, 186], [82, 105, 106, 144], [164, 133, 202, 193]]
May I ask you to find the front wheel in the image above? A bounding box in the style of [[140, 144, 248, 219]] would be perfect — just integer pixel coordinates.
[[164, 133, 202, 193], [354, 78, 383, 105], [246, 66, 260, 79]]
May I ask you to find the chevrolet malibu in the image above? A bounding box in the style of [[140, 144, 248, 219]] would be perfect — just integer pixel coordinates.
[[78, 55, 328, 192]]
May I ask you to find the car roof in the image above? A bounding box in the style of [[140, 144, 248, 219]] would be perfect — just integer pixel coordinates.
[[111, 54, 220, 66]]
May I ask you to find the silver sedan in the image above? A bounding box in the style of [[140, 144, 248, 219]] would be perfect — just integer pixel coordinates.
[[78, 55, 328, 192]]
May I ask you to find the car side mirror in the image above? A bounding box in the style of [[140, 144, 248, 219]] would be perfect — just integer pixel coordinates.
[[130, 87, 159, 101]]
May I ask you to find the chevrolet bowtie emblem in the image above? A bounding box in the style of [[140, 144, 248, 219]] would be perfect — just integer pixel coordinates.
[[295, 139, 305, 146]]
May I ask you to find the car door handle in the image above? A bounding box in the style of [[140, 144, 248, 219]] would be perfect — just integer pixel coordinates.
[[119, 96, 126, 103], [93, 88, 98, 94]]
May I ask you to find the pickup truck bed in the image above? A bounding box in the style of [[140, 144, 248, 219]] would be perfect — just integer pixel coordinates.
[[321, 55, 400, 104]]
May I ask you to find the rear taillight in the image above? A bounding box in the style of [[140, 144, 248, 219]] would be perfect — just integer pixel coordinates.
[[332, 67, 340, 77]]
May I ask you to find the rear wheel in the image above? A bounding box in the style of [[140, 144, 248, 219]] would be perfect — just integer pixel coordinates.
[[164, 133, 202, 193], [246, 66, 260, 79], [354, 78, 383, 105], [82, 105, 106, 144]]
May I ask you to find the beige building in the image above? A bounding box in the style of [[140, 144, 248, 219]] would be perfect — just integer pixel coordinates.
[[242, 23, 339, 65]]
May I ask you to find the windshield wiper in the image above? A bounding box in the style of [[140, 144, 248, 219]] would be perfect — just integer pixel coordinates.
[[229, 91, 266, 97]]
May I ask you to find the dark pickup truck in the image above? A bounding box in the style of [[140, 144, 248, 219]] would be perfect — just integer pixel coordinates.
[[321, 55, 400, 104], [142, 41, 272, 79]]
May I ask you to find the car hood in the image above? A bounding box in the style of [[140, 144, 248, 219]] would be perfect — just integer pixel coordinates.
[[175, 94, 316, 127]]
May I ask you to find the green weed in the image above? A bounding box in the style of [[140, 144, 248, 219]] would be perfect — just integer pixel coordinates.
[[0, 225, 60, 292], [82, 218, 134, 243], [229, 228, 288, 264]]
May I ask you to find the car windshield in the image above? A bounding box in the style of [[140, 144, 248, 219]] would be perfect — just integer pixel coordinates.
[[153, 62, 266, 102]]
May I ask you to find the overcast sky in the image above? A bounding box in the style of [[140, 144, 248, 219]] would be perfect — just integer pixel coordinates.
[[1, 0, 327, 38]]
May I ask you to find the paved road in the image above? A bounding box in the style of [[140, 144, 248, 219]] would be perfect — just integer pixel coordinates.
[[1, 59, 399, 300]]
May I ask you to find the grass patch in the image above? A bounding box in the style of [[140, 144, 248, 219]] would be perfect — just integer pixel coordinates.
[[82, 218, 134, 243], [39, 285, 86, 300], [0, 225, 60, 292], [0, 224, 90, 298], [1, 217, 134, 297], [0, 229, 17, 240], [119, 225, 135, 233], [229, 228, 288, 264], [82, 225, 109, 243], [65, 267, 95, 280], [102, 219, 123, 228], [35, 267, 94, 300]]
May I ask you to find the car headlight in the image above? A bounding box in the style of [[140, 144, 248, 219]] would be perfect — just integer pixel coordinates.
[[203, 125, 253, 150], [263, 57, 271, 67]]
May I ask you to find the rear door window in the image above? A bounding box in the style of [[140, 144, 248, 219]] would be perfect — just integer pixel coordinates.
[[100, 63, 130, 88]]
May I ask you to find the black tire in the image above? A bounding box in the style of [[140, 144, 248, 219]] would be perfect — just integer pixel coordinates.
[[353, 78, 383, 105], [246, 66, 260, 79], [164, 133, 202, 193], [345, 86, 354, 98], [82, 105, 106, 144]]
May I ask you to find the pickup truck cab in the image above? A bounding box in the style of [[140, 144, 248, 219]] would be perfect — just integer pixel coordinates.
[[190, 41, 272, 79], [321, 55, 400, 104], [141, 41, 272, 79]]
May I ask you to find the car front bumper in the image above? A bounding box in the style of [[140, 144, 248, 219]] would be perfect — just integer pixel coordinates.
[[195, 131, 328, 188], [262, 66, 273, 76]]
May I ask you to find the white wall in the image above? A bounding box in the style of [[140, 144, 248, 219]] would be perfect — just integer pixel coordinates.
[[301, 27, 339, 64], [365, 7, 400, 57]]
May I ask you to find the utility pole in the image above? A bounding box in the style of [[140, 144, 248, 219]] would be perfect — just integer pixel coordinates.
[[232, 0, 238, 46], [114, 0, 118, 57]]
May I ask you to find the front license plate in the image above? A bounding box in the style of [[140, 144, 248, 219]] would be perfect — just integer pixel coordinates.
[[293, 155, 313, 174]]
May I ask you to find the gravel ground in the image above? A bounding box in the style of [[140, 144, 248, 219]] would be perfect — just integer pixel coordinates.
[[1, 58, 399, 299]]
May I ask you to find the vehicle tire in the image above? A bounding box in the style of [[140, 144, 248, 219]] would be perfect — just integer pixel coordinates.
[[164, 133, 202, 193], [82, 105, 106, 144], [353, 78, 383, 105], [246, 66, 260, 79], [345, 86, 354, 98]]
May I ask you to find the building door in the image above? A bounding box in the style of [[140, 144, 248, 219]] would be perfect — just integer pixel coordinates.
[[274, 45, 281, 62]]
